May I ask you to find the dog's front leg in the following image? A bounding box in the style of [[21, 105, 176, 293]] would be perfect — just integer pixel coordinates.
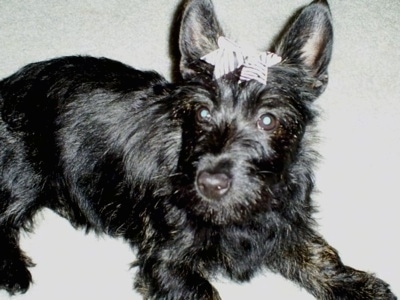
[[134, 259, 221, 300], [267, 233, 396, 300]]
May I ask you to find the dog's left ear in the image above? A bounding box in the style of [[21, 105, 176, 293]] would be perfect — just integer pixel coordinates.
[[179, 0, 224, 81], [276, 0, 333, 96]]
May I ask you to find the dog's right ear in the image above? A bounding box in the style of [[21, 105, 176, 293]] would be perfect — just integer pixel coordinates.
[[179, 0, 224, 81]]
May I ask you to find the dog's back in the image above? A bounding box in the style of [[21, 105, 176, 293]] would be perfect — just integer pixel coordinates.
[[0, 56, 174, 234]]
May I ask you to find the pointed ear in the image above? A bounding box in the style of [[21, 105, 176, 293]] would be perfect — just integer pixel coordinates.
[[275, 0, 333, 96], [179, 0, 224, 81]]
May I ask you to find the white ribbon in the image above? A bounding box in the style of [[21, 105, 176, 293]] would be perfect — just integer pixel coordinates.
[[201, 36, 282, 85]]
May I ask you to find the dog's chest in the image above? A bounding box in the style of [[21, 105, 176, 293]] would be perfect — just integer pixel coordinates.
[[189, 224, 270, 280]]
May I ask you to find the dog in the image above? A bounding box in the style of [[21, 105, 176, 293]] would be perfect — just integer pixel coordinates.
[[0, 0, 396, 299]]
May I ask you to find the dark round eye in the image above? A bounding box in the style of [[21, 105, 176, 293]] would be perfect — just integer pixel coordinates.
[[257, 113, 278, 131], [196, 107, 212, 123]]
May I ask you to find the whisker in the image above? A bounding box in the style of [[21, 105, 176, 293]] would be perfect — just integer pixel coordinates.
[[257, 170, 276, 176], [151, 172, 183, 180]]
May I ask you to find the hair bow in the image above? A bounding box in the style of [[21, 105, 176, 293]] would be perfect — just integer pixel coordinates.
[[201, 36, 282, 85]]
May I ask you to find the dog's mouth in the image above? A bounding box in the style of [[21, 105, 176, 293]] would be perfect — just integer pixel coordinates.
[[187, 166, 275, 225], [172, 148, 281, 225]]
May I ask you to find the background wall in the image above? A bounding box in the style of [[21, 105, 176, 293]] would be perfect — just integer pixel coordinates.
[[0, 0, 399, 299]]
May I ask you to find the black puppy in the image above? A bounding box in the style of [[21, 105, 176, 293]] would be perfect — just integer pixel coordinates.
[[0, 0, 396, 299]]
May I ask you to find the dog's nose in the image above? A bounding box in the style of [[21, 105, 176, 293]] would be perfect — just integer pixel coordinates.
[[197, 171, 231, 200]]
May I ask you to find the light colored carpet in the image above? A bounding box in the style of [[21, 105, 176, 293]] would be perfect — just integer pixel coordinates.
[[0, 0, 398, 299]]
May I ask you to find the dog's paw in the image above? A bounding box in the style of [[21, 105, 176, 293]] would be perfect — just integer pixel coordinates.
[[360, 276, 397, 300], [0, 258, 33, 295], [332, 270, 397, 300], [210, 285, 222, 300]]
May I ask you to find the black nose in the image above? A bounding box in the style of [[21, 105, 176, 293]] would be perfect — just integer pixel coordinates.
[[197, 171, 231, 200]]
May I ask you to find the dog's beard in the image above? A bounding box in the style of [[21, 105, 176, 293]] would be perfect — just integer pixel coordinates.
[[172, 161, 277, 226]]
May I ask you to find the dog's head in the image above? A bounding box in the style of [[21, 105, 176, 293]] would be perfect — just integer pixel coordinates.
[[171, 0, 333, 225]]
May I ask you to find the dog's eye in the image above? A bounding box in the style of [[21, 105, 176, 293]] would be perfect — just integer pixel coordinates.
[[257, 113, 278, 131], [196, 107, 212, 123]]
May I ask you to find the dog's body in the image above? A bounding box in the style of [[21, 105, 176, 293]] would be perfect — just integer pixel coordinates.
[[0, 0, 396, 299]]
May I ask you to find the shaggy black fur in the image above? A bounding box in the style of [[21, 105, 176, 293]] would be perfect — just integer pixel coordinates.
[[0, 0, 396, 299]]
